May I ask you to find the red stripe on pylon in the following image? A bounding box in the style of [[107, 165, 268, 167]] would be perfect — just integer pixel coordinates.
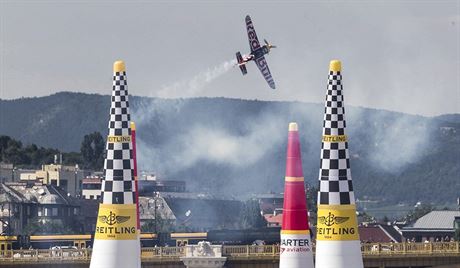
[[282, 123, 310, 231], [131, 124, 141, 230]]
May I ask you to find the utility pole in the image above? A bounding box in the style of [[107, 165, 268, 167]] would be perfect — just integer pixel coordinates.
[[452, 198, 460, 241], [8, 203, 12, 236], [153, 192, 159, 234], [154, 194, 157, 234], [74, 164, 79, 197]]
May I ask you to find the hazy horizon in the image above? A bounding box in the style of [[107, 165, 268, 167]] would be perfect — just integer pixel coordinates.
[[2, 90, 459, 118]]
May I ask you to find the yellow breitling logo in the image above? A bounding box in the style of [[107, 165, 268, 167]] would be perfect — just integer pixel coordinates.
[[318, 212, 349, 227], [322, 135, 347, 142], [95, 204, 137, 240], [107, 135, 131, 143], [98, 211, 130, 226], [316, 205, 359, 241]]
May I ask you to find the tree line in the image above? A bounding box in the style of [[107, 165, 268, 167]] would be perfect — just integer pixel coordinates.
[[0, 132, 105, 170]]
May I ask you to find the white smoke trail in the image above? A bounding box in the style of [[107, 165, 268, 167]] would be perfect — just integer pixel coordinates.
[[164, 111, 286, 170], [156, 59, 236, 98], [133, 58, 238, 172]]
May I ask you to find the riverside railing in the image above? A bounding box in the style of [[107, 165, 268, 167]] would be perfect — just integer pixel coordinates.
[[0, 242, 458, 263]]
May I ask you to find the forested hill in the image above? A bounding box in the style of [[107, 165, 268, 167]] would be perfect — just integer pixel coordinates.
[[1, 92, 459, 205]]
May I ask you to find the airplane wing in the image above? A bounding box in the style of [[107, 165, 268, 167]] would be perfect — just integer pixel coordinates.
[[254, 56, 276, 89], [245, 15, 261, 52]]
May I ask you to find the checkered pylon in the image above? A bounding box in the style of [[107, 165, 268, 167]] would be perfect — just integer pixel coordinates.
[[318, 62, 355, 205], [101, 62, 136, 205]]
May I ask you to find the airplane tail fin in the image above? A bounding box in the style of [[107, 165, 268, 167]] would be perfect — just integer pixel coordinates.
[[236, 52, 247, 75]]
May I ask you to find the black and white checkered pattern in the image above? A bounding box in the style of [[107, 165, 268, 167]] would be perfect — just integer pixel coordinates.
[[318, 71, 355, 205], [101, 71, 136, 205]]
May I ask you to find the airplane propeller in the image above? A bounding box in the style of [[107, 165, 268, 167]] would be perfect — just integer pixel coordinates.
[[264, 39, 277, 51]]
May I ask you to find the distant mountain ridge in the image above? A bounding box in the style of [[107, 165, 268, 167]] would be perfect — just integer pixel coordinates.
[[435, 114, 460, 124], [1, 92, 459, 205]]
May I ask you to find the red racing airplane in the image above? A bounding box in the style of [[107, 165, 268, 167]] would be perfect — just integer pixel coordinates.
[[236, 15, 277, 89]]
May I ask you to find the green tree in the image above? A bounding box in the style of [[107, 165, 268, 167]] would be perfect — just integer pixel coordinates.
[[80, 132, 105, 170], [3, 139, 24, 165], [62, 152, 83, 166], [240, 199, 267, 229], [0, 136, 12, 161], [23, 144, 38, 166], [0, 135, 83, 168], [36, 147, 59, 166]]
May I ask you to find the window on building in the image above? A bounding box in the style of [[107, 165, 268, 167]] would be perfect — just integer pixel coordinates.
[[38, 208, 42, 217], [83, 184, 101, 190], [73, 208, 79, 215], [60, 180, 68, 191], [52, 207, 58, 216]]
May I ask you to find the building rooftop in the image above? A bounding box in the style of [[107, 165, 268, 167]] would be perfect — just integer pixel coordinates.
[[359, 225, 396, 243], [310, 225, 397, 242], [380, 224, 403, 242], [138, 196, 176, 221], [0, 184, 25, 203], [0, 182, 77, 206], [412, 211, 460, 229]]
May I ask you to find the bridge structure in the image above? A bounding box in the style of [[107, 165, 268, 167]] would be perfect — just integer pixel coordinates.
[[0, 242, 459, 268]]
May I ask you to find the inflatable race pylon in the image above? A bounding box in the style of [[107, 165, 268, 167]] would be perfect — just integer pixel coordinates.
[[130, 121, 142, 268], [90, 61, 141, 268], [279, 123, 314, 268], [315, 60, 363, 268]]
